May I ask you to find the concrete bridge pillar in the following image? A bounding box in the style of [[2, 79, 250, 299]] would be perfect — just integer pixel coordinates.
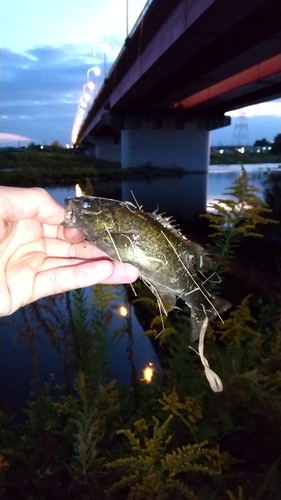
[[94, 135, 121, 163], [121, 114, 210, 172]]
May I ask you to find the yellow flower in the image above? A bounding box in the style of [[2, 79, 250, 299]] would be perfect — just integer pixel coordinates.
[[158, 390, 184, 416], [134, 418, 148, 433], [0, 455, 9, 469], [183, 397, 203, 424]]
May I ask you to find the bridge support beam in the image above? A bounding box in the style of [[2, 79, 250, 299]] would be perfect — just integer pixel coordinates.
[[121, 114, 210, 171], [94, 135, 121, 163]]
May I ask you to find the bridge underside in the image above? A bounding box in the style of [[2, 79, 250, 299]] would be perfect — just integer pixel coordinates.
[[82, 112, 230, 170], [77, 0, 281, 171], [78, 0, 281, 131]]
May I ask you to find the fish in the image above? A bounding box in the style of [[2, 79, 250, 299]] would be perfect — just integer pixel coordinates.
[[63, 196, 231, 342]]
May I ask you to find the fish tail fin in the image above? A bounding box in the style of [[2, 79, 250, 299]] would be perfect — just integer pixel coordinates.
[[211, 296, 232, 319]]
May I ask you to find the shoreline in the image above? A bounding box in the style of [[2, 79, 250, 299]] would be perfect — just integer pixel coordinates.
[[1, 150, 281, 188]]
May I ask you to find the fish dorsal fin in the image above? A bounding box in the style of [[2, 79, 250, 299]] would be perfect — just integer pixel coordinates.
[[155, 287, 177, 315], [148, 209, 186, 239]]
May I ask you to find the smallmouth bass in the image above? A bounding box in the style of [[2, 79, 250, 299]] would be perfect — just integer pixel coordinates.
[[63, 196, 230, 342]]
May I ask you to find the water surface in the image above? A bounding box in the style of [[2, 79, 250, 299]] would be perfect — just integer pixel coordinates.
[[0, 163, 278, 411]]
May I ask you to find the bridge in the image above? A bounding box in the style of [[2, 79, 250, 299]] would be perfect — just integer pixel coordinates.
[[75, 0, 281, 171]]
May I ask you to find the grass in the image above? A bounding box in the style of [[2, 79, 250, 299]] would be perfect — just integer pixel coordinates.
[[2, 149, 280, 188], [0, 150, 185, 187], [210, 151, 281, 165]]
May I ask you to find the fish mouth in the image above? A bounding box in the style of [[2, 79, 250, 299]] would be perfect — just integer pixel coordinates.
[[63, 197, 77, 227]]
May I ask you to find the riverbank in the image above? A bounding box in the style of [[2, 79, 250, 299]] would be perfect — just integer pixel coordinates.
[[0, 150, 185, 187], [1, 149, 281, 187], [210, 150, 281, 165]]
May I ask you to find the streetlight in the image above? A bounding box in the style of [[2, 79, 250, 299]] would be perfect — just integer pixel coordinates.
[[87, 66, 101, 97], [126, 0, 129, 36], [93, 41, 108, 80]]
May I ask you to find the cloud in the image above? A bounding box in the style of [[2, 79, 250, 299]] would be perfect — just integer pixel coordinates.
[[1, 38, 125, 145], [2, 38, 281, 147], [0, 133, 31, 142], [1, 0, 148, 146], [1, 46, 97, 143], [226, 100, 281, 117], [2, 40, 122, 104]]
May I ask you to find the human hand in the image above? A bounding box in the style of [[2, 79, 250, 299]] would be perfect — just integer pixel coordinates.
[[0, 186, 139, 316]]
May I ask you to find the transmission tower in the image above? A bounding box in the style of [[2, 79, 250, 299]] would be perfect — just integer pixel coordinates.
[[232, 112, 249, 147]]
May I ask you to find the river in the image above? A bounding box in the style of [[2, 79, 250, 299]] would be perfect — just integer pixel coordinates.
[[47, 162, 280, 217], [0, 163, 279, 411]]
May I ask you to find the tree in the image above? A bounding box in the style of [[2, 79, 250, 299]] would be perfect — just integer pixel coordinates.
[[271, 133, 281, 154], [253, 138, 270, 147], [27, 142, 39, 149], [51, 140, 63, 149]]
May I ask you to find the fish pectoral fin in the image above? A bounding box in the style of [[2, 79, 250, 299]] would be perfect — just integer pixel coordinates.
[[147, 283, 177, 314], [156, 290, 177, 315], [141, 277, 177, 315]]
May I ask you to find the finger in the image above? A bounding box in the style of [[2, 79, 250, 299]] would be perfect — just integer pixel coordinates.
[[33, 259, 115, 299], [0, 186, 64, 225], [38, 255, 112, 272], [43, 238, 111, 260], [61, 226, 86, 243], [38, 255, 139, 283], [102, 262, 140, 284]]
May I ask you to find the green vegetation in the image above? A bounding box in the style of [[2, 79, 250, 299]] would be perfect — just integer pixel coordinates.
[[0, 150, 185, 187], [1, 168, 281, 499], [0, 149, 108, 186], [202, 165, 278, 274], [210, 150, 281, 165], [1, 142, 281, 188], [271, 133, 281, 154], [211, 133, 281, 164]]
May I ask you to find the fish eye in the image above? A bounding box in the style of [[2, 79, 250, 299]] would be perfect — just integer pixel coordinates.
[[81, 200, 90, 209]]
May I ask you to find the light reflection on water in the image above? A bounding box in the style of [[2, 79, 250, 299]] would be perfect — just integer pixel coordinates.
[[0, 286, 160, 411], [47, 163, 280, 210], [207, 163, 279, 204]]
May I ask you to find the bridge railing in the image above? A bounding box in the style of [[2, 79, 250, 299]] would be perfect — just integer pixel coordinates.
[[128, 0, 153, 38], [96, 0, 153, 95], [77, 0, 155, 142]]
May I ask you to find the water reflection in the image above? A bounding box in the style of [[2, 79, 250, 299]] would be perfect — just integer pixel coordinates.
[[1, 163, 278, 411], [122, 173, 208, 222], [121, 163, 279, 223], [47, 185, 76, 205], [208, 163, 279, 203], [47, 163, 279, 211], [47, 181, 122, 205], [0, 285, 160, 412]]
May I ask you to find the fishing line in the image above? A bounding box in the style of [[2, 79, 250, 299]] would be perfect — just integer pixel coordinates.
[[198, 271, 222, 285], [129, 191, 141, 209]]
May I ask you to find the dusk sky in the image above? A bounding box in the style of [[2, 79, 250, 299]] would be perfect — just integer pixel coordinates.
[[1, 0, 280, 148]]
